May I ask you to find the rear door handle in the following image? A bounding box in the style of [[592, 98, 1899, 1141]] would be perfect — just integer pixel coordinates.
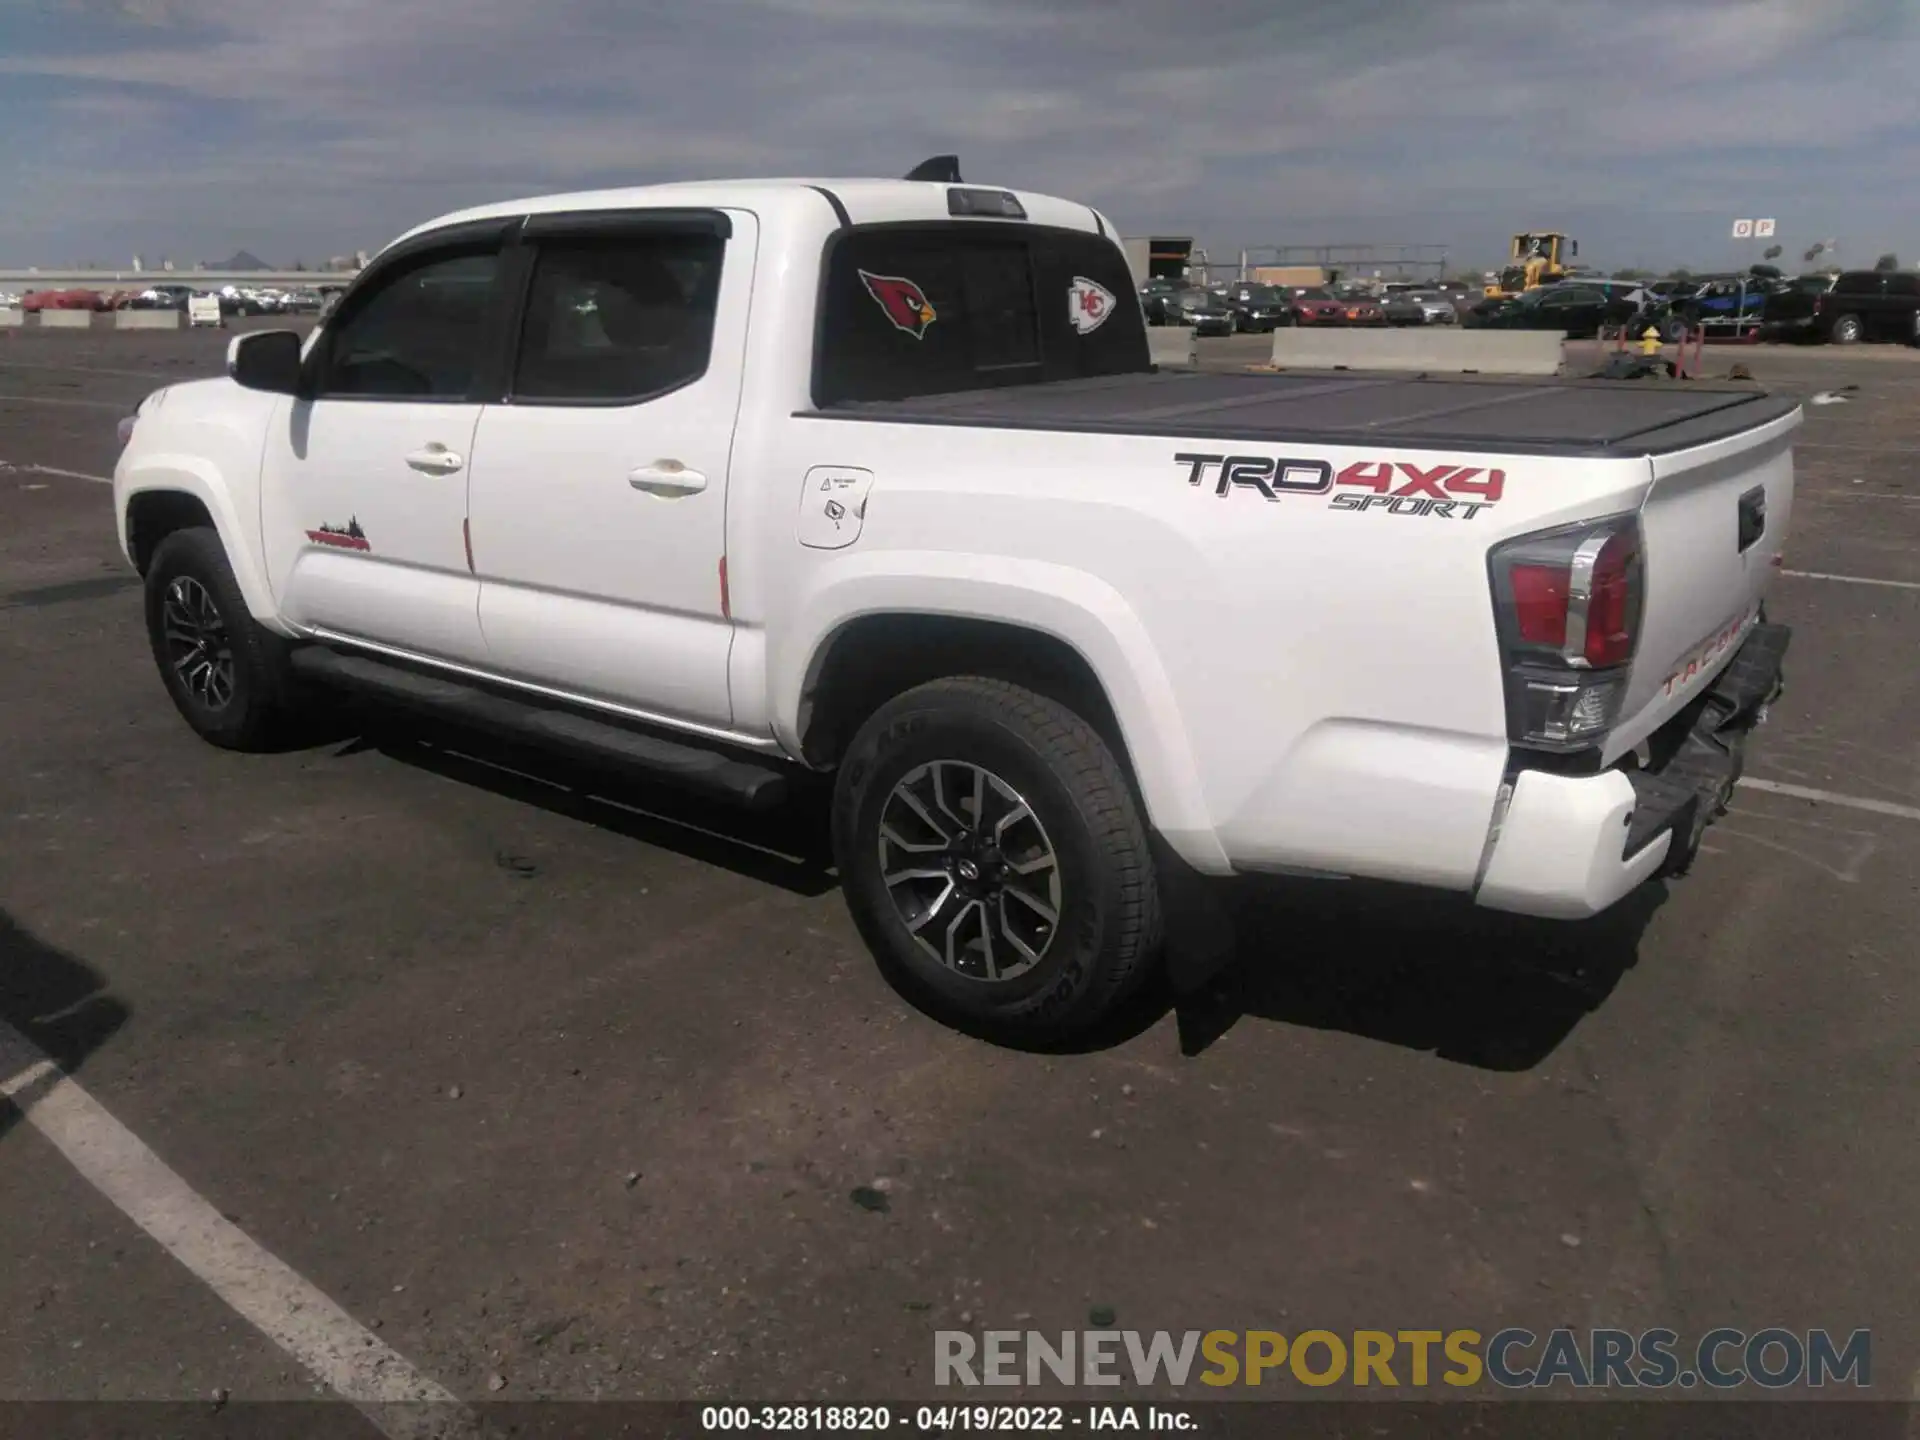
[[405, 445, 464, 475], [629, 461, 707, 496]]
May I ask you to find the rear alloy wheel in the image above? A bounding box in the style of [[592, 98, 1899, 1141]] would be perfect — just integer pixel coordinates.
[[833, 677, 1162, 1045], [1828, 313, 1863, 345], [876, 759, 1062, 984]]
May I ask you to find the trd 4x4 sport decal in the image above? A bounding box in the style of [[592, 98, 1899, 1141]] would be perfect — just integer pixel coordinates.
[[1175, 454, 1507, 518], [858, 270, 937, 338], [1068, 276, 1116, 335], [306, 516, 370, 551]]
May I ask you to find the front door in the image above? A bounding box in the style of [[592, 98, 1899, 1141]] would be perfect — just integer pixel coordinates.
[[259, 235, 509, 664], [464, 209, 754, 729]]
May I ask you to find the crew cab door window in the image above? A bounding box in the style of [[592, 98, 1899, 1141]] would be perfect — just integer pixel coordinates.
[[311, 251, 500, 400], [510, 233, 724, 402]]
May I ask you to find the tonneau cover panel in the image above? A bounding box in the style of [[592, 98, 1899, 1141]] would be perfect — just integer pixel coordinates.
[[814, 369, 1801, 457]]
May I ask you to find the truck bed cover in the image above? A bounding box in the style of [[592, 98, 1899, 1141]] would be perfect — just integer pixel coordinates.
[[813, 369, 1801, 457]]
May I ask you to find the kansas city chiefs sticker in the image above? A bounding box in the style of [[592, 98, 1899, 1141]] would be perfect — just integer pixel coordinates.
[[1068, 276, 1116, 334], [858, 270, 937, 338]]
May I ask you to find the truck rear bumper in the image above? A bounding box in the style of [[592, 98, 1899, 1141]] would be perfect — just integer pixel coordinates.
[[1473, 623, 1790, 920]]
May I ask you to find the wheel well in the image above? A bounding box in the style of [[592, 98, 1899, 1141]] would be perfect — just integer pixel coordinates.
[[126, 491, 215, 574], [798, 614, 1128, 770]]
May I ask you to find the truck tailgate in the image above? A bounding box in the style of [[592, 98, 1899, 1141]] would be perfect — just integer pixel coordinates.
[[1609, 404, 1801, 762]]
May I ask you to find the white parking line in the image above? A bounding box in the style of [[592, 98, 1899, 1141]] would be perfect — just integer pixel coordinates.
[[0, 359, 180, 381], [1, 460, 112, 484], [1805, 490, 1920, 502], [0, 1020, 473, 1437], [1739, 778, 1920, 823], [1780, 569, 1920, 592], [0, 392, 128, 411]]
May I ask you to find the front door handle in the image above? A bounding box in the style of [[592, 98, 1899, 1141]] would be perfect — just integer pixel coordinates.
[[629, 461, 707, 496], [405, 445, 464, 475]]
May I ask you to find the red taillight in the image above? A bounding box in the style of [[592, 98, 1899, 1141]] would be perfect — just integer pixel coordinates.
[[1489, 516, 1644, 752], [1509, 563, 1570, 646]]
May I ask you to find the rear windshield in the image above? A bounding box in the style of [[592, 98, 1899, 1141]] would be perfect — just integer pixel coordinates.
[[813, 222, 1149, 406]]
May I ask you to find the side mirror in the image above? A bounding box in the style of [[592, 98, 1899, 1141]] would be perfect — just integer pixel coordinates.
[[227, 330, 303, 395]]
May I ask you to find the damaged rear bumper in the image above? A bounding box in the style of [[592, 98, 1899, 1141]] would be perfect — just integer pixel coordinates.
[[1473, 623, 1790, 919]]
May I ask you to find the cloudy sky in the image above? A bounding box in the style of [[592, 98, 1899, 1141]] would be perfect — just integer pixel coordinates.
[[2, 0, 1915, 273]]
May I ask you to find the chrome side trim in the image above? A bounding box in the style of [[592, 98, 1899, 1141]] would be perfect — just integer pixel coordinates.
[[1560, 530, 1613, 669], [303, 627, 785, 753], [1472, 779, 1517, 893]]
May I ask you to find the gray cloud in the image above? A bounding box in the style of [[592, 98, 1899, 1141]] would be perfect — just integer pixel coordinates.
[[4, 0, 1916, 270]]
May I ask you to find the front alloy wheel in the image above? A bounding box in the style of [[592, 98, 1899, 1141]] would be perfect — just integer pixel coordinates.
[[878, 759, 1061, 983], [160, 575, 236, 711]]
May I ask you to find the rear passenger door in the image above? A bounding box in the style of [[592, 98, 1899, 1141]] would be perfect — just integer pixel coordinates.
[[464, 209, 752, 730]]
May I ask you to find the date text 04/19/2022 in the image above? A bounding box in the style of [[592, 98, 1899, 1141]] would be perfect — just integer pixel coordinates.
[[698, 1404, 1197, 1431]]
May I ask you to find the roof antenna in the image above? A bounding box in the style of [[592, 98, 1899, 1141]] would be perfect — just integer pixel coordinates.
[[905, 155, 962, 183]]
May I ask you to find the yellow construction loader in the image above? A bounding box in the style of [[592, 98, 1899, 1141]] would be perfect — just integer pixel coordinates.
[[1485, 232, 1578, 298]]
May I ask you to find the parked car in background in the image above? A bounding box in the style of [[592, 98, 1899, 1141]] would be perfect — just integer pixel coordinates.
[[1383, 290, 1459, 326], [20, 288, 111, 312], [1807, 270, 1920, 344], [1287, 287, 1348, 326], [1164, 287, 1236, 336], [1669, 275, 1779, 339], [1138, 278, 1182, 325], [131, 284, 194, 311], [1217, 283, 1295, 333], [1340, 295, 1387, 327], [1761, 273, 1839, 339], [1464, 281, 1652, 339]]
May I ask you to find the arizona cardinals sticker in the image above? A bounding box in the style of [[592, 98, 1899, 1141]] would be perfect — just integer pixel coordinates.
[[1068, 275, 1116, 334], [858, 270, 937, 338], [306, 516, 370, 551]]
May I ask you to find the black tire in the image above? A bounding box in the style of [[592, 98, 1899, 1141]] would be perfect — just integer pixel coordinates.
[[144, 527, 298, 751], [1828, 313, 1863, 345], [832, 677, 1162, 1045]]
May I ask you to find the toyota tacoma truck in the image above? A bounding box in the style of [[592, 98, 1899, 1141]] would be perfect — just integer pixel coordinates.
[[112, 160, 1797, 1043]]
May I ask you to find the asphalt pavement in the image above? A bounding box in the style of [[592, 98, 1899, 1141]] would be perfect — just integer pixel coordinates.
[[1, 322, 1915, 1419]]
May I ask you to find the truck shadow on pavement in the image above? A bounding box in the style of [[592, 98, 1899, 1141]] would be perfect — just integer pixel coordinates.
[[319, 712, 1658, 1072], [1166, 877, 1667, 1071], [0, 907, 130, 1145], [346, 716, 840, 898]]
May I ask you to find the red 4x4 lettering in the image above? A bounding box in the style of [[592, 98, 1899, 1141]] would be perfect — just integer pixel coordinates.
[[1392, 463, 1455, 499], [1334, 462, 1506, 504]]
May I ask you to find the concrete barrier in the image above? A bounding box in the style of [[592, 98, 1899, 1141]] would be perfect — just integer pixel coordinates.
[[0, 308, 24, 328], [1149, 325, 1197, 368], [37, 309, 97, 329], [1268, 328, 1564, 376], [114, 309, 185, 330]]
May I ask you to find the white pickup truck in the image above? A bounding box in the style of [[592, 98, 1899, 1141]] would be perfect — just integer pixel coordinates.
[[113, 161, 1797, 1042]]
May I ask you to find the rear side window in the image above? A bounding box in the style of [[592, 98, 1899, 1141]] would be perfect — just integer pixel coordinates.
[[1834, 272, 1884, 296], [511, 232, 724, 403], [1885, 273, 1920, 298], [814, 224, 1149, 406]]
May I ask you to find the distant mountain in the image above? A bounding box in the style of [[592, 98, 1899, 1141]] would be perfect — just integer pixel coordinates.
[[212, 250, 271, 271]]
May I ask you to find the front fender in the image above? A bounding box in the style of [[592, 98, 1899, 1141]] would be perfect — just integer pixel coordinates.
[[774, 550, 1232, 875], [116, 453, 291, 637]]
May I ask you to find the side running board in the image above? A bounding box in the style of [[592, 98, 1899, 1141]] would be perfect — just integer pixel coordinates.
[[290, 648, 791, 811]]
